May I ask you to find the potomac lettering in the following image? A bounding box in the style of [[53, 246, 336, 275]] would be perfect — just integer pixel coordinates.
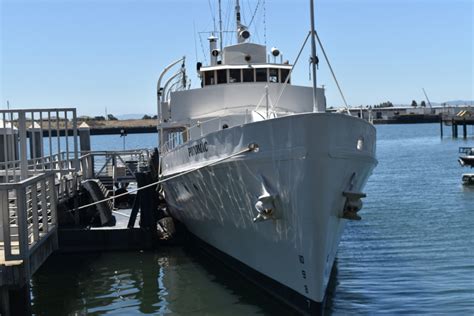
[[188, 141, 208, 157]]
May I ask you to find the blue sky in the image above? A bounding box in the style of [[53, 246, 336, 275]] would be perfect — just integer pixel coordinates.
[[1, 0, 472, 116]]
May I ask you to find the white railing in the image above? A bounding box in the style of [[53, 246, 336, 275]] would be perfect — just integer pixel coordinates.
[[80, 149, 153, 180], [0, 172, 57, 262], [0, 108, 79, 182], [159, 113, 251, 154]]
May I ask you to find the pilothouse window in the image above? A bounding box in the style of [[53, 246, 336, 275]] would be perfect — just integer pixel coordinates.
[[242, 69, 254, 82], [281, 69, 291, 84], [229, 69, 241, 83], [269, 68, 279, 83], [256, 68, 268, 82], [217, 69, 227, 84], [204, 71, 215, 86]]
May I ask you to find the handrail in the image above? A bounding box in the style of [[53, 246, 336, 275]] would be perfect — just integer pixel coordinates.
[[78, 148, 152, 180], [0, 108, 80, 182], [0, 171, 57, 262], [0, 172, 54, 190]]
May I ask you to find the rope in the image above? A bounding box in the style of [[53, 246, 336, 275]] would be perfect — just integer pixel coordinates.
[[272, 32, 311, 111], [315, 31, 351, 115], [75, 143, 258, 211], [248, 0, 261, 27]]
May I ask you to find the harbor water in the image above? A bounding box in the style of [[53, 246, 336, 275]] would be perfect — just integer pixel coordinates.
[[31, 123, 474, 315]]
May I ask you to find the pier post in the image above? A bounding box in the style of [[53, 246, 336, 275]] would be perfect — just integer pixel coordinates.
[[79, 122, 94, 179], [439, 116, 443, 138], [28, 122, 44, 159], [18, 111, 28, 180], [463, 119, 467, 138], [79, 122, 91, 154]]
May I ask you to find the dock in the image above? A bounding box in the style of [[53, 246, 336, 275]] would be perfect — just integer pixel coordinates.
[[1, 108, 170, 316], [440, 114, 474, 138]]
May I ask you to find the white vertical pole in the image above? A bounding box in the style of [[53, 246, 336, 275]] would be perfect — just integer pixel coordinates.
[[16, 186, 29, 259], [218, 0, 224, 53], [309, 0, 319, 113], [40, 179, 49, 233], [72, 110, 79, 171], [18, 111, 28, 180], [0, 190, 6, 243], [31, 183, 40, 242]]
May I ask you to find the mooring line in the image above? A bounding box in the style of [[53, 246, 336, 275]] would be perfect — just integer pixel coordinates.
[[74, 143, 258, 211]]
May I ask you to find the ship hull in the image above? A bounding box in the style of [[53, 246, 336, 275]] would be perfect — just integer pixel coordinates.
[[161, 113, 377, 314]]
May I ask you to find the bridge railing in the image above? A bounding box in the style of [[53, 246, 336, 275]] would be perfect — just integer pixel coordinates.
[[0, 172, 57, 262]]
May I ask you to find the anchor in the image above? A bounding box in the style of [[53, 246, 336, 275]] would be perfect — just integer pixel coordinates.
[[253, 193, 275, 222], [341, 191, 366, 220]]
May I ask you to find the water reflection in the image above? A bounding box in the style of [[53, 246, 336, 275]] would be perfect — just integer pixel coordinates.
[[31, 247, 300, 315]]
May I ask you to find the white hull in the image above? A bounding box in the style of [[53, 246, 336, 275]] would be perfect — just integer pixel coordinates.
[[161, 113, 377, 311]]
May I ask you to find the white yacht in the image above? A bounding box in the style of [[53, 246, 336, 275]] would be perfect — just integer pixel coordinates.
[[156, 1, 377, 313]]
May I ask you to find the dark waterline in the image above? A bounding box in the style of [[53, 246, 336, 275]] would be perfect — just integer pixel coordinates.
[[31, 124, 474, 315]]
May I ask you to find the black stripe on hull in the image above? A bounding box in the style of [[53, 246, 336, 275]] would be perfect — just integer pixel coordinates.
[[182, 226, 325, 316]]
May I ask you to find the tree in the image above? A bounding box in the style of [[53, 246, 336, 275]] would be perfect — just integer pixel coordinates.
[[107, 114, 118, 121], [142, 115, 152, 120], [411, 100, 418, 108], [420, 101, 426, 107]]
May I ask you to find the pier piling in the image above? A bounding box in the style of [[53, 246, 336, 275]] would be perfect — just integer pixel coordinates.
[[442, 116, 473, 138], [463, 119, 467, 138]]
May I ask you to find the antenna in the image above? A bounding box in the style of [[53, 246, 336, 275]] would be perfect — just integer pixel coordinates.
[[193, 20, 198, 64], [6, 100, 10, 110]]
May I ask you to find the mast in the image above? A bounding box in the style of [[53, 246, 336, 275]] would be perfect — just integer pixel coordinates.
[[309, 0, 321, 112], [235, 0, 250, 43], [235, 0, 241, 42], [218, 0, 223, 52]]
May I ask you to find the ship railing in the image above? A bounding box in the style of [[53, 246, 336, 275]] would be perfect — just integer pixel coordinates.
[[159, 108, 255, 154], [0, 172, 57, 262], [158, 102, 303, 155]]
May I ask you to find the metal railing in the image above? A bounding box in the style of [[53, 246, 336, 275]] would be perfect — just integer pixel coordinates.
[[80, 149, 152, 180], [0, 172, 57, 262], [0, 108, 79, 182]]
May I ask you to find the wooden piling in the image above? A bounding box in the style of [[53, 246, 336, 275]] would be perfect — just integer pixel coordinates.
[[452, 119, 456, 138], [439, 116, 443, 138], [463, 119, 467, 138]]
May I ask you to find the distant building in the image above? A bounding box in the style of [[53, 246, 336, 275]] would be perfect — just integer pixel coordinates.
[[328, 105, 473, 121]]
